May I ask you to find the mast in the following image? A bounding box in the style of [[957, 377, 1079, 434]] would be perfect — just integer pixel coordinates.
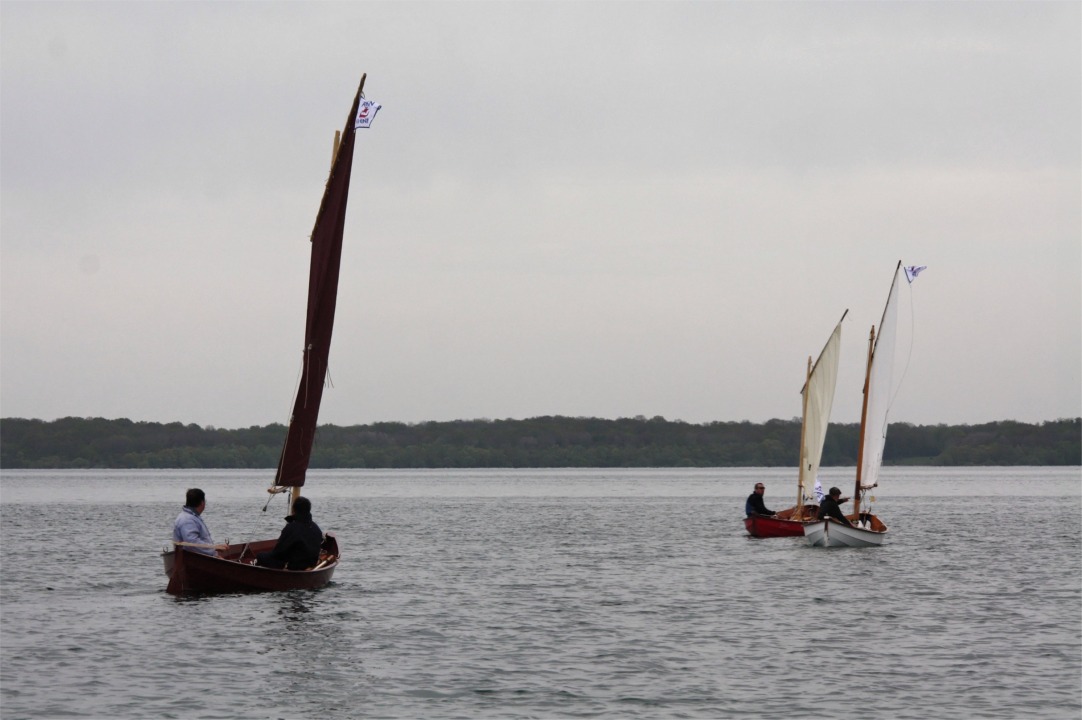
[[795, 355, 812, 513], [854, 261, 903, 517], [272, 74, 367, 497], [853, 324, 875, 516]]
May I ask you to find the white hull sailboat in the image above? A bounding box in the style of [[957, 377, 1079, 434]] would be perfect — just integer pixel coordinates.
[[805, 261, 908, 548], [803, 515, 888, 548]]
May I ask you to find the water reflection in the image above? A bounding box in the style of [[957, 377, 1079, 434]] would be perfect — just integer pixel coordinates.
[[277, 590, 317, 619]]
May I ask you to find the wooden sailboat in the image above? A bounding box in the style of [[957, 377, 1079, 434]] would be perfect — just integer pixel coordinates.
[[804, 261, 903, 548], [745, 311, 846, 538], [163, 75, 372, 593]]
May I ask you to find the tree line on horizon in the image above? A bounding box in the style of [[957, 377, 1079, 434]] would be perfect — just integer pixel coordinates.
[[0, 415, 1078, 469]]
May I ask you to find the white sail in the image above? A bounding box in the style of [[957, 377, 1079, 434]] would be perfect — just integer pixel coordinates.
[[859, 262, 902, 490], [799, 314, 845, 501]]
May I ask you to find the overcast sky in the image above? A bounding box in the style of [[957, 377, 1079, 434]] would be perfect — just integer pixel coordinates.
[[2, 1, 1079, 430]]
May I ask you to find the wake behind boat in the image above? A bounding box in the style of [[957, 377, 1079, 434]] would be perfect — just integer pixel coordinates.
[[164, 75, 377, 593], [804, 261, 915, 548], [745, 311, 846, 538]]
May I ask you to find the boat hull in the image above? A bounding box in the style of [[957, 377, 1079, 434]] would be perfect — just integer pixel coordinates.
[[163, 534, 339, 595], [744, 505, 818, 538], [803, 515, 887, 548]]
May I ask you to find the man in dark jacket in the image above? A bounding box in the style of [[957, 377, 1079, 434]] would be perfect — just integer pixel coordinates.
[[745, 482, 776, 517], [256, 496, 323, 570], [817, 487, 853, 526]]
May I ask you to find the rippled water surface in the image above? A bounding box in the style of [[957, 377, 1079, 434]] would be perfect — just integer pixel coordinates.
[[2, 468, 1080, 719]]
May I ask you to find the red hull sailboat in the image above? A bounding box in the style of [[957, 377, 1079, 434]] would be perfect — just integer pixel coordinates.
[[164, 75, 375, 594], [165, 536, 340, 594], [744, 507, 816, 538], [745, 311, 846, 538]]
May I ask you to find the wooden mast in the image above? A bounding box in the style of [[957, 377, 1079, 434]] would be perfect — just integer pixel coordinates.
[[272, 74, 367, 510], [795, 355, 812, 514], [288, 128, 344, 515], [853, 324, 876, 516]]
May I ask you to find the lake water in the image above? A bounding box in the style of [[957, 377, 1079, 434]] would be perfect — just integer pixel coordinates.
[[1, 467, 1080, 719]]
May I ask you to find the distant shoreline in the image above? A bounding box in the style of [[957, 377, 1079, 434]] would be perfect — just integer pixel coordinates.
[[2, 416, 1078, 469]]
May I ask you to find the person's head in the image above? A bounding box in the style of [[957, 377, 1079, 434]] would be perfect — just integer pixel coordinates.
[[754, 483, 765, 494], [182, 489, 203, 511], [828, 487, 841, 498], [291, 496, 312, 517], [185, 488, 206, 509]]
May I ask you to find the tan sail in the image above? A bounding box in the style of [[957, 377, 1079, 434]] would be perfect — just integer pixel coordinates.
[[796, 310, 846, 511]]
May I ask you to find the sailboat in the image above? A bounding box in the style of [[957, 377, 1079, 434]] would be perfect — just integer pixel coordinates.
[[804, 261, 904, 548], [163, 75, 374, 593], [745, 311, 846, 538]]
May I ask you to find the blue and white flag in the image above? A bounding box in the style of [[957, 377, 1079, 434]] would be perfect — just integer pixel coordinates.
[[904, 265, 927, 283], [355, 99, 382, 129]]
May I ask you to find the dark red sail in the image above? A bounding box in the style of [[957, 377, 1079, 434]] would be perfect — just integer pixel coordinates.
[[274, 76, 365, 487]]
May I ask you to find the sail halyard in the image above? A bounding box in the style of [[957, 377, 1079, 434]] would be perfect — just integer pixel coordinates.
[[273, 75, 367, 490]]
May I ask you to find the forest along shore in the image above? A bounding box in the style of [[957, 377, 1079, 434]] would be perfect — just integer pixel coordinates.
[[1, 416, 1078, 469]]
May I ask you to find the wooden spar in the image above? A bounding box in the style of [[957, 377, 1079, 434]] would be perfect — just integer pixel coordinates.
[[795, 355, 812, 513], [853, 324, 876, 516], [299, 125, 339, 515], [272, 74, 366, 497], [323, 73, 360, 179], [289, 105, 341, 514], [291, 126, 338, 517], [173, 541, 227, 550]]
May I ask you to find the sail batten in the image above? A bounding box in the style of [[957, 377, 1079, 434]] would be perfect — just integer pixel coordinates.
[[274, 76, 366, 488]]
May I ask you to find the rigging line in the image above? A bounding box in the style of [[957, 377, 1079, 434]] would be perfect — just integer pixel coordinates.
[[284, 346, 306, 420], [262, 490, 280, 513]]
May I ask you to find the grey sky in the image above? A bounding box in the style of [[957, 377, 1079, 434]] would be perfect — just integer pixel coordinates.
[[2, 1, 1079, 429]]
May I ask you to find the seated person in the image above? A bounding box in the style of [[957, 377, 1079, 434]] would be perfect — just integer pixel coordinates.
[[745, 482, 775, 517], [817, 486, 853, 526], [173, 488, 219, 556], [256, 496, 323, 570]]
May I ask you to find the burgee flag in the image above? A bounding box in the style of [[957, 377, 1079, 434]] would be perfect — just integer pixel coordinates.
[[355, 99, 382, 129], [904, 265, 927, 283]]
